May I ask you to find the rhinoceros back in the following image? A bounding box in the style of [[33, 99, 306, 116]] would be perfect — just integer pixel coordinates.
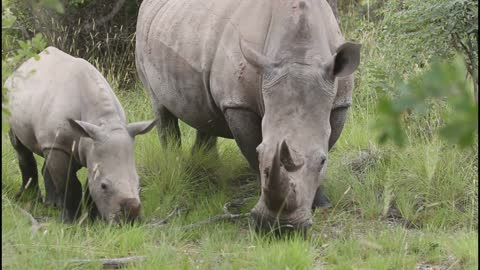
[[136, 0, 353, 137], [136, 0, 275, 137], [6, 47, 125, 156]]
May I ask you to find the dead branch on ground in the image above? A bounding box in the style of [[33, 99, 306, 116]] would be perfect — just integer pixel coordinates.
[[149, 207, 180, 227], [183, 212, 251, 230], [184, 198, 253, 229], [66, 256, 146, 269]]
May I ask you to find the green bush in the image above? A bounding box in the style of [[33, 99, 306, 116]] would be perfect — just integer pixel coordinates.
[[375, 56, 478, 147], [8, 0, 139, 90], [345, 0, 479, 148]]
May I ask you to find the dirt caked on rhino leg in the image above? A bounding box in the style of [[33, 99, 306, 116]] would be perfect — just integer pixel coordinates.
[[8, 129, 42, 202], [43, 149, 83, 223]]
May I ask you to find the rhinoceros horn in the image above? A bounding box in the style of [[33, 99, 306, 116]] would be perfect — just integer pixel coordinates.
[[279, 140, 304, 172], [264, 141, 300, 211]]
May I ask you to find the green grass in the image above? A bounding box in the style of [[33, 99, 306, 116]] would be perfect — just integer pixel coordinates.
[[2, 3, 478, 269], [2, 86, 477, 269]]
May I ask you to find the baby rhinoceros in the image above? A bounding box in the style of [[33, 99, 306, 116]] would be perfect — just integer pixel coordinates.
[[5, 47, 156, 224]]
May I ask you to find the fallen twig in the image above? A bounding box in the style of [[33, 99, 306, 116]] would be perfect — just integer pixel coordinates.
[[223, 197, 253, 215], [149, 207, 180, 226], [13, 204, 40, 234], [183, 212, 251, 230], [66, 256, 146, 269], [184, 198, 254, 229]]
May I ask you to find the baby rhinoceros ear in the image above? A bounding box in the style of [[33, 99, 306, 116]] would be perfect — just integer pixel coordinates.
[[127, 119, 157, 137], [68, 119, 103, 140]]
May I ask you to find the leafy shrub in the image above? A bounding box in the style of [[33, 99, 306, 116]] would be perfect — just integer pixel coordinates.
[[375, 55, 478, 147], [2, 0, 51, 130], [380, 0, 477, 89], [9, 0, 140, 90], [363, 0, 479, 147]]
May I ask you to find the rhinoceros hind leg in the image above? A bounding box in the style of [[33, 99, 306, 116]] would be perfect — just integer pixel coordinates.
[[224, 109, 262, 174], [155, 105, 181, 147], [43, 149, 82, 223], [41, 161, 64, 208], [192, 130, 217, 154], [312, 186, 332, 210], [8, 129, 41, 202]]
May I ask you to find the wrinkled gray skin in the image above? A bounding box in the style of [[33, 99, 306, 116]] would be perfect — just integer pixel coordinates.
[[136, 0, 361, 230], [5, 47, 156, 223]]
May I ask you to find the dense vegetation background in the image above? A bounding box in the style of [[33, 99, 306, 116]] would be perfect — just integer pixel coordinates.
[[2, 0, 478, 269]]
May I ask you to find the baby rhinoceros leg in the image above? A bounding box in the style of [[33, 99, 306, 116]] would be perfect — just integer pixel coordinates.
[[41, 161, 64, 208], [8, 129, 42, 202], [43, 149, 83, 223]]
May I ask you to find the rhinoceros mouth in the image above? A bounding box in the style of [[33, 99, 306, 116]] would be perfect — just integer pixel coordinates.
[[250, 202, 313, 232]]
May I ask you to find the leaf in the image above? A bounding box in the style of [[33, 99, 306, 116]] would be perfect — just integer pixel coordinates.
[[376, 54, 477, 148]]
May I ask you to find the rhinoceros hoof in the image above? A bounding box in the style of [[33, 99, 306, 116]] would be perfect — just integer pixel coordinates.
[[312, 191, 332, 210], [44, 195, 65, 209]]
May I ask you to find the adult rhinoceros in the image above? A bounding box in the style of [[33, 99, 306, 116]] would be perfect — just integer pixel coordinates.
[[136, 0, 361, 230]]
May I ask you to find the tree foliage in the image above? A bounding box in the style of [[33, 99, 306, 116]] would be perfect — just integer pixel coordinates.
[[381, 0, 477, 84], [10, 0, 140, 89], [375, 55, 478, 148], [372, 0, 478, 147], [2, 0, 61, 130]]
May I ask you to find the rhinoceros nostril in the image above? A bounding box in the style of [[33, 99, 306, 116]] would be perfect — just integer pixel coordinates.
[[120, 198, 141, 220], [101, 183, 108, 191]]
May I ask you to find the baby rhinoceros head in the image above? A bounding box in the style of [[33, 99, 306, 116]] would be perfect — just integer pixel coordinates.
[[69, 118, 157, 224]]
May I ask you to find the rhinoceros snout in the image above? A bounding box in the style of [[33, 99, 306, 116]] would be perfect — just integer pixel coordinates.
[[250, 204, 313, 233], [119, 198, 142, 221]]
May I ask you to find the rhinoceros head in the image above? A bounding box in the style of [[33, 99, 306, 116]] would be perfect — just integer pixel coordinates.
[[69, 118, 156, 223], [240, 9, 361, 230]]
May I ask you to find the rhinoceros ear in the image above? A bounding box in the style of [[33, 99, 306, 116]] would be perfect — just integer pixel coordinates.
[[68, 119, 103, 140], [330, 42, 361, 77], [239, 38, 273, 70], [127, 119, 157, 137]]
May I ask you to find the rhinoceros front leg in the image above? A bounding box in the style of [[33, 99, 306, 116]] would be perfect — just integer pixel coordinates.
[[41, 161, 64, 208], [224, 109, 262, 173], [154, 104, 181, 147], [8, 129, 42, 202], [43, 149, 83, 223], [312, 187, 332, 209], [328, 107, 349, 150]]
